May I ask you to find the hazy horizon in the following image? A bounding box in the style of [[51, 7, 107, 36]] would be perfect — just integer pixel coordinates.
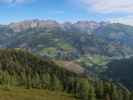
[[1, 0, 133, 26]]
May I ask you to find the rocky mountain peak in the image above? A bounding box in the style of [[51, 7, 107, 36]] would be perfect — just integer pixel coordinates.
[[9, 19, 61, 32]]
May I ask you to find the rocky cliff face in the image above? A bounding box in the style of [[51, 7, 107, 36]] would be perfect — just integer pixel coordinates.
[[9, 20, 61, 32], [8, 20, 106, 32]]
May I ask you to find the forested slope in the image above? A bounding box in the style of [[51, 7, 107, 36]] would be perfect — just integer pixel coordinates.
[[0, 49, 132, 100]]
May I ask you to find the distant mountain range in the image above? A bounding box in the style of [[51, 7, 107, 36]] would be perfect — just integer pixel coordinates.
[[0, 19, 133, 60]]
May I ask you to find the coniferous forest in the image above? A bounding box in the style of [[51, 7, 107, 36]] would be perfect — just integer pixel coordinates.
[[0, 48, 132, 100]]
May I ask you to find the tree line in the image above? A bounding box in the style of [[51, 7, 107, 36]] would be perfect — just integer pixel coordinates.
[[0, 48, 132, 100]]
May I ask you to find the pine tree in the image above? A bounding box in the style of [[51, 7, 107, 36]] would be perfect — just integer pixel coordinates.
[[103, 82, 112, 100], [78, 78, 90, 100], [111, 85, 120, 100], [95, 80, 104, 99], [88, 85, 96, 100], [20, 71, 27, 87], [26, 73, 32, 89], [130, 92, 133, 100], [50, 75, 62, 90], [32, 73, 41, 88], [42, 73, 51, 89], [123, 90, 130, 100]]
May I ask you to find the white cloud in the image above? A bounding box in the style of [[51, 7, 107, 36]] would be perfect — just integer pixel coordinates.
[[108, 16, 133, 26], [0, 0, 33, 5], [78, 0, 133, 13], [75, 0, 133, 25]]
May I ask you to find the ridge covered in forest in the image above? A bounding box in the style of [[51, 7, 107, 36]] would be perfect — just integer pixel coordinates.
[[0, 48, 132, 100]]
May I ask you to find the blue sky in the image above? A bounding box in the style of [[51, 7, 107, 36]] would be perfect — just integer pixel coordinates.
[[0, 0, 133, 25]]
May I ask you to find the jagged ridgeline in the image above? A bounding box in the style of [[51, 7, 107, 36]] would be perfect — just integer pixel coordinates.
[[0, 48, 132, 100], [2, 20, 133, 59]]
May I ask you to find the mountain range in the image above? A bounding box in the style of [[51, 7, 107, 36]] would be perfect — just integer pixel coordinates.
[[0, 19, 133, 59], [0, 19, 133, 99]]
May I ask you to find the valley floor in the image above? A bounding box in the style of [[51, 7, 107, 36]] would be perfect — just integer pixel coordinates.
[[0, 87, 77, 100]]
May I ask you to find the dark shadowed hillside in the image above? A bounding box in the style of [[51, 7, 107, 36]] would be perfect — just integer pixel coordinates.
[[105, 57, 133, 90]]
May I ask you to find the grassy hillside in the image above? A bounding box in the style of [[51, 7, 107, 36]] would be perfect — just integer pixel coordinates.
[[0, 88, 76, 100]]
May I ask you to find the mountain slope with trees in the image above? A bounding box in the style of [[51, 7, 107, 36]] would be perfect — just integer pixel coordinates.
[[0, 48, 132, 100]]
